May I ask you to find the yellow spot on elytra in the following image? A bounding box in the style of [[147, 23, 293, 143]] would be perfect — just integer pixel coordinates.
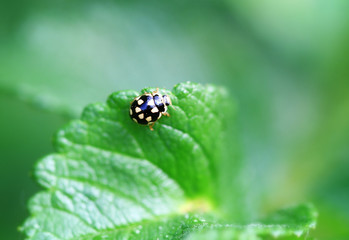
[[139, 113, 144, 119], [137, 99, 144, 105], [135, 107, 141, 113], [146, 116, 152, 122], [151, 107, 159, 113]]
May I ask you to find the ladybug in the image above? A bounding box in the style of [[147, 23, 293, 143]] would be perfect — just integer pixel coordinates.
[[130, 88, 173, 130]]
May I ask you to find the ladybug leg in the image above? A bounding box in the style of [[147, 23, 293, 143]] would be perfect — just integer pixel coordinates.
[[149, 122, 155, 131], [152, 88, 159, 94], [162, 112, 170, 117]]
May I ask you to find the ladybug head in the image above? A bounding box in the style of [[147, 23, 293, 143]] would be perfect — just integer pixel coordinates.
[[162, 95, 171, 106]]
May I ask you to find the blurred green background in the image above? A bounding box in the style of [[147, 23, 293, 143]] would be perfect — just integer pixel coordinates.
[[1, 1, 348, 239]]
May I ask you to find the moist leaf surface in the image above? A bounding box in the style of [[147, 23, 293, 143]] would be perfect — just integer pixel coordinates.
[[187, 204, 317, 240], [21, 82, 317, 239]]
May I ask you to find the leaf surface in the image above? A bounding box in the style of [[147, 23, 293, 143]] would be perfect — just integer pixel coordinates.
[[187, 204, 317, 240], [21, 82, 317, 240], [21, 82, 229, 239]]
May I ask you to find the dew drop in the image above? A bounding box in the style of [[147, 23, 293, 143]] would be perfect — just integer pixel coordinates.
[[271, 230, 282, 237], [309, 223, 316, 229], [294, 230, 303, 237]]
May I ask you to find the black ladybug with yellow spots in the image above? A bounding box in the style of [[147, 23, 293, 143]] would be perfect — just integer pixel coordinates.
[[129, 88, 172, 130]]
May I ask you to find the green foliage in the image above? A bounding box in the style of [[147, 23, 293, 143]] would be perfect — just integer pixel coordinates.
[[1, 1, 348, 239], [21, 82, 227, 239], [21, 82, 317, 239], [0, 94, 68, 240], [189, 205, 317, 240], [187, 204, 317, 240]]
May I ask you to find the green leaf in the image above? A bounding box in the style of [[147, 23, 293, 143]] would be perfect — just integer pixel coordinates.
[[21, 82, 230, 239], [186, 204, 317, 240]]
